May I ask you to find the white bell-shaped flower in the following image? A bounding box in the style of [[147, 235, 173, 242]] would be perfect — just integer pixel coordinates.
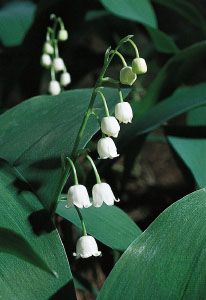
[[53, 57, 65, 72], [41, 54, 51, 68], [97, 137, 119, 159], [58, 29, 68, 41], [67, 184, 92, 208], [101, 116, 120, 138], [43, 42, 54, 55], [73, 235, 101, 258], [115, 102, 133, 124], [60, 72, 71, 86], [48, 80, 61, 95], [120, 66, 137, 86], [132, 57, 147, 74], [92, 182, 119, 207]]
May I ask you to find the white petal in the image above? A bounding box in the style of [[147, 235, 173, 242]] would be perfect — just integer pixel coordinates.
[[53, 57, 65, 72], [115, 102, 133, 124], [67, 184, 91, 208], [75, 236, 101, 258], [101, 117, 120, 138], [97, 137, 119, 159], [92, 183, 117, 207], [48, 80, 61, 95]]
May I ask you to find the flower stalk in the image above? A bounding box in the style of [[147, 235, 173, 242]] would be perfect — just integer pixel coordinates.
[[86, 155, 101, 184]]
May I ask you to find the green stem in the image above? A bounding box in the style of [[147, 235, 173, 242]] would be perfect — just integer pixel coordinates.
[[75, 206, 87, 236], [57, 17, 65, 30], [50, 14, 59, 38], [97, 90, 110, 117], [49, 35, 131, 215], [51, 66, 55, 81], [86, 155, 101, 184], [91, 111, 101, 127], [128, 39, 139, 57], [119, 89, 124, 103], [110, 50, 127, 66], [53, 40, 59, 58], [66, 157, 78, 185]]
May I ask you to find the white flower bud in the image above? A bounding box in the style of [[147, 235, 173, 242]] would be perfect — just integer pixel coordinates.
[[73, 235, 101, 258], [115, 102, 133, 124], [132, 57, 147, 74], [120, 66, 137, 86], [67, 184, 92, 208], [97, 137, 119, 159], [43, 42, 54, 55], [40, 54, 51, 68], [60, 72, 71, 86], [53, 57, 65, 72], [92, 182, 119, 207], [58, 29, 68, 41], [48, 80, 61, 95], [101, 116, 120, 138]]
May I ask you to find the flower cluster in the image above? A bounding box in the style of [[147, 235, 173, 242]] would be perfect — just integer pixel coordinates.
[[50, 30, 147, 258], [40, 15, 71, 95]]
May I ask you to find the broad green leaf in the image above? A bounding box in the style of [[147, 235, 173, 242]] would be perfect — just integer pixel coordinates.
[[99, 0, 180, 53], [0, 1, 36, 46], [0, 88, 126, 211], [146, 26, 179, 54], [0, 228, 53, 276], [118, 83, 206, 149], [0, 162, 75, 300], [57, 202, 141, 251], [153, 0, 206, 31], [100, 0, 157, 28], [168, 137, 206, 188], [134, 41, 206, 114], [98, 188, 206, 300], [168, 106, 206, 188]]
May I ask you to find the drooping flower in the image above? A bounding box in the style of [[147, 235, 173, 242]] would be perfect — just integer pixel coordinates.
[[43, 42, 54, 55], [53, 57, 65, 72], [97, 137, 119, 159], [132, 57, 147, 74], [41, 54, 52, 68], [101, 116, 120, 138], [120, 66, 137, 86], [48, 80, 61, 95], [115, 102, 133, 124], [58, 29, 68, 41], [67, 184, 92, 208], [60, 72, 71, 86], [73, 235, 101, 258], [92, 182, 119, 207]]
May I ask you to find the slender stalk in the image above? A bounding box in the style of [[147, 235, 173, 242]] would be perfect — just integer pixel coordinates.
[[86, 155, 101, 184], [75, 206, 87, 236], [53, 40, 59, 58], [49, 36, 132, 214], [66, 157, 78, 185], [57, 17, 65, 30], [128, 39, 139, 57], [97, 90, 110, 117], [119, 89, 124, 103], [109, 50, 127, 66], [51, 66, 55, 81]]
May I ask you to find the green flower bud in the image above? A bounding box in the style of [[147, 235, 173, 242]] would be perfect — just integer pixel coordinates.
[[132, 58, 147, 75], [120, 66, 137, 86], [58, 29, 68, 41], [43, 42, 54, 55]]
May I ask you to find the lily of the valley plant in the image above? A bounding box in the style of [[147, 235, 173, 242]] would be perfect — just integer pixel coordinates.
[[41, 16, 147, 259], [41, 14, 71, 95]]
